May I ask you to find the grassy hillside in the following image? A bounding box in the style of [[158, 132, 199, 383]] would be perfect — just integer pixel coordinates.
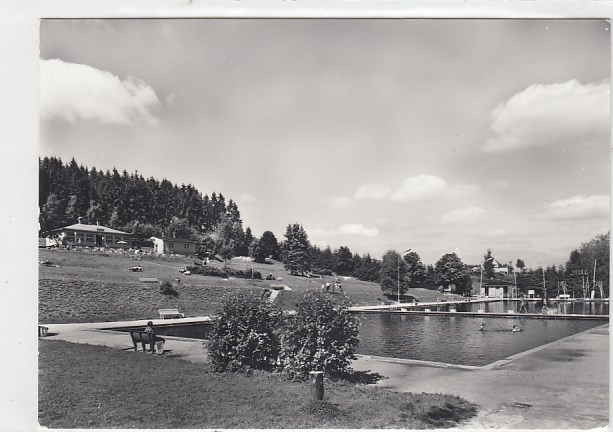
[[39, 249, 426, 323]]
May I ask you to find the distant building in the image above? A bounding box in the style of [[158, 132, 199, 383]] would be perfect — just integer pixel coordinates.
[[480, 278, 518, 298], [150, 236, 195, 256], [50, 221, 132, 248]]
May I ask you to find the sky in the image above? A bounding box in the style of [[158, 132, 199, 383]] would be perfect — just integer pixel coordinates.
[[39, 18, 611, 267]]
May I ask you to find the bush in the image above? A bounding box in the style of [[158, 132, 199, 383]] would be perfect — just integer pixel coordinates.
[[186, 265, 262, 280], [279, 291, 360, 380], [208, 292, 282, 372], [159, 281, 179, 297], [311, 268, 333, 276]]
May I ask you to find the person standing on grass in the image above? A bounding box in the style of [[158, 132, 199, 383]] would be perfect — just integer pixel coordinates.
[[145, 321, 165, 354]]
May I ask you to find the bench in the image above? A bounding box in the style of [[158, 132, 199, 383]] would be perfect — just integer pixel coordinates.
[[38, 325, 49, 337], [158, 308, 185, 319], [130, 331, 156, 353], [140, 277, 159, 283]]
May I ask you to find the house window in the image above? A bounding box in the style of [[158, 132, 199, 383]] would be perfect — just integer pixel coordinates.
[[184, 243, 190, 250], [85, 234, 93, 242], [169, 242, 174, 249]]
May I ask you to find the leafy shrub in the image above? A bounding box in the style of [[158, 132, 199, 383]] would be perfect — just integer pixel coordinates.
[[186, 265, 262, 280], [279, 291, 360, 379], [159, 281, 179, 297], [311, 268, 334, 276], [208, 292, 282, 372]]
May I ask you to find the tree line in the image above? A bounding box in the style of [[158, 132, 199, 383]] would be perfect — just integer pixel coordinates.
[[40, 157, 609, 297], [39, 156, 251, 258], [281, 223, 609, 298]]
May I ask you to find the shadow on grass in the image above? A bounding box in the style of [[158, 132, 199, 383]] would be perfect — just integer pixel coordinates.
[[335, 369, 386, 384], [301, 400, 347, 420], [407, 394, 479, 428]]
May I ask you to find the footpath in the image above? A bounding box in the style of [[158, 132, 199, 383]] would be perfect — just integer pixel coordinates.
[[41, 320, 609, 429], [41, 318, 211, 364]]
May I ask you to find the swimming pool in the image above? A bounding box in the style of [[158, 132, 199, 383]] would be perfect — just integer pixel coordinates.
[[111, 312, 606, 367], [452, 300, 609, 315], [355, 313, 606, 366]]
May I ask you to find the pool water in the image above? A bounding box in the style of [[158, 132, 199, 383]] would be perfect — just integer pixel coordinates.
[[356, 313, 605, 366], [452, 300, 609, 315], [112, 302, 607, 367]]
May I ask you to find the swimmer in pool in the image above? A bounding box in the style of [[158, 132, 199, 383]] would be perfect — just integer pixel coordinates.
[[479, 323, 486, 331], [512, 325, 522, 332]]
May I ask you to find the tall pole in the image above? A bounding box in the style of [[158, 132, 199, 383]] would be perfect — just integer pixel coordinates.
[[480, 257, 493, 295], [542, 266, 546, 302], [397, 256, 400, 304], [397, 249, 412, 304]]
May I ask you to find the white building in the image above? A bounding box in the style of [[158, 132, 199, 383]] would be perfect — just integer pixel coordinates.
[[150, 236, 196, 256]]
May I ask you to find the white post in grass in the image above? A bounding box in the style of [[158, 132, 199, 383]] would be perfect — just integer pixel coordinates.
[[309, 371, 324, 401]]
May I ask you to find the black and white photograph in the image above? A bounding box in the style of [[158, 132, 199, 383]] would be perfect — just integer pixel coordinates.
[[5, 5, 612, 430]]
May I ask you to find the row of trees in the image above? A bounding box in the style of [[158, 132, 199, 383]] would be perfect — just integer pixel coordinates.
[[279, 224, 382, 282], [478, 234, 610, 298], [513, 232, 610, 298], [275, 223, 610, 298], [40, 157, 240, 234], [280, 224, 473, 296], [41, 157, 609, 297], [39, 157, 256, 259]]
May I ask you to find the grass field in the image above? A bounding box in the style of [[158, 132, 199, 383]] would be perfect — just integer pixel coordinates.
[[38, 339, 478, 429], [38, 249, 479, 429], [39, 248, 443, 323]]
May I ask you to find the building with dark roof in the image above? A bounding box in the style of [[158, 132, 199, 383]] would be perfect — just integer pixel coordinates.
[[480, 277, 518, 298], [50, 220, 132, 248]]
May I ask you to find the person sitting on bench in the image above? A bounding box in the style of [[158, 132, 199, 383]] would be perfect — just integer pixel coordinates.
[[145, 321, 165, 354]]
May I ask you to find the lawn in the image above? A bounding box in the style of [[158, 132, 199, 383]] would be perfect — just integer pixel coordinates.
[[39, 339, 478, 429], [39, 249, 442, 323]]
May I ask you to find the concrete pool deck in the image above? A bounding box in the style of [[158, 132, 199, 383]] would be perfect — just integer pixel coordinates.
[[353, 324, 610, 429], [40, 319, 609, 429]]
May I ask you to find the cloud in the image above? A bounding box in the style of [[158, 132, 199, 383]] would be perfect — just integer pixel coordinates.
[[488, 228, 507, 237], [536, 195, 609, 221], [324, 196, 355, 209], [338, 224, 380, 237], [40, 59, 161, 125], [389, 175, 479, 201], [309, 223, 380, 243], [354, 184, 391, 200], [440, 206, 486, 224], [353, 175, 479, 202], [490, 179, 510, 190], [484, 79, 610, 153], [375, 217, 389, 226]]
